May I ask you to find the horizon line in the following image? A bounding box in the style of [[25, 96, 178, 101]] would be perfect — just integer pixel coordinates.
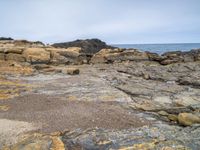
[[111, 42, 200, 45]]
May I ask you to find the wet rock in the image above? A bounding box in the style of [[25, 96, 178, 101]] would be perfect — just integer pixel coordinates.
[[178, 113, 200, 126], [62, 68, 80, 75]]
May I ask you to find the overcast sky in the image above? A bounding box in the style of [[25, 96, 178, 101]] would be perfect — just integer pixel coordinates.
[[0, 0, 200, 44]]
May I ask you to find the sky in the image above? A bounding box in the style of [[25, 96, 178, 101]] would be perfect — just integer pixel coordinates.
[[0, 0, 200, 44]]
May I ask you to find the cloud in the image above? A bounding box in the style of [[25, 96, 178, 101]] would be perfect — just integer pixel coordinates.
[[0, 0, 200, 43]]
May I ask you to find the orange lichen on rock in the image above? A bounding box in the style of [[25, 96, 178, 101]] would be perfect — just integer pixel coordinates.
[[0, 77, 34, 100]]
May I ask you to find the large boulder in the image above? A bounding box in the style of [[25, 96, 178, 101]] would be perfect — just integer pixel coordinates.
[[47, 47, 89, 65], [90, 48, 149, 64], [178, 113, 200, 126], [23, 48, 50, 64], [52, 39, 115, 55]]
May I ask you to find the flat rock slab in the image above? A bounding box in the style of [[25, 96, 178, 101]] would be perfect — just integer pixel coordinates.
[[0, 94, 150, 133]]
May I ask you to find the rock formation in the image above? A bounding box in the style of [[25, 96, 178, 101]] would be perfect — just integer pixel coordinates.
[[52, 38, 115, 54]]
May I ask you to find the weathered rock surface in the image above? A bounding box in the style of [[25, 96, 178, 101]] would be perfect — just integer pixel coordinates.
[[23, 48, 51, 64], [0, 40, 89, 65]]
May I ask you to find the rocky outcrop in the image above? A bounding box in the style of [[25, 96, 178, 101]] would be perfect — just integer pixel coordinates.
[[52, 38, 115, 55], [147, 49, 200, 65], [0, 40, 89, 65], [90, 48, 149, 63], [1, 38, 200, 66]]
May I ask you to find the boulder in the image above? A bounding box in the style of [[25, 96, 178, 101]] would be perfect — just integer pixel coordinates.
[[47, 47, 89, 65], [178, 113, 200, 126], [23, 48, 50, 64], [5, 53, 25, 62], [90, 48, 149, 64], [146, 52, 164, 62], [159, 50, 198, 65], [62, 68, 80, 75]]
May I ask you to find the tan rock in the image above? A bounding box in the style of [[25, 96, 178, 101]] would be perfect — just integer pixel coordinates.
[[47, 47, 87, 65], [178, 113, 200, 126], [62, 68, 80, 75], [168, 114, 178, 122], [57, 47, 82, 57], [50, 51, 70, 65], [0, 53, 5, 60], [5, 53, 25, 62], [23, 48, 50, 63], [174, 96, 200, 107], [0, 48, 5, 53], [50, 136, 65, 150], [158, 111, 169, 116], [4, 47, 24, 54]]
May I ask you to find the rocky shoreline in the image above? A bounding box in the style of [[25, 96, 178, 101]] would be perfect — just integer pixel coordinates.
[[0, 38, 200, 150]]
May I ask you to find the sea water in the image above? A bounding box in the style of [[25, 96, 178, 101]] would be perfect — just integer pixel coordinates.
[[113, 43, 200, 54]]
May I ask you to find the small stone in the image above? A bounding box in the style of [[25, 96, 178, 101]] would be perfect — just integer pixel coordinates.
[[62, 68, 79, 75], [143, 73, 150, 80], [178, 113, 200, 126], [168, 114, 178, 122], [158, 111, 169, 116]]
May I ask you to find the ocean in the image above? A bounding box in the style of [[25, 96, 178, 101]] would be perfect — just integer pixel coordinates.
[[113, 43, 200, 54]]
